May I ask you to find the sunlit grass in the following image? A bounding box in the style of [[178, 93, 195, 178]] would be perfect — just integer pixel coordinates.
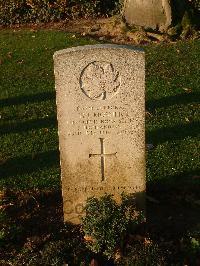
[[0, 30, 199, 190]]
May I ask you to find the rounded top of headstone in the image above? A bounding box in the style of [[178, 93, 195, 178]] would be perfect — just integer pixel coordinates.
[[53, 44, 144, 59]]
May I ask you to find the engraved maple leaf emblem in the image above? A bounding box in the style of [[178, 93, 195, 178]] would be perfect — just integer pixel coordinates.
[[80, 61, 121, 100]]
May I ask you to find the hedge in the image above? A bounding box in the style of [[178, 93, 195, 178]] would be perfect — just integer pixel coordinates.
[[0, 0, 122, 25], [193, 0, 200, 10], [0, 0, 199, 26]]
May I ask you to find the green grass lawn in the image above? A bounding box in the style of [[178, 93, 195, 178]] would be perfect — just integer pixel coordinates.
[[146, 40, 200, 194], [0, 29, 199, 190], [0, 29, 200, 265], [0, 30, 97, 189]]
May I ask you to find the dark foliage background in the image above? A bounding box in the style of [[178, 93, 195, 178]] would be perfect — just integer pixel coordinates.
[[0, 0, 121, 25], [0, 0, 199, 26]]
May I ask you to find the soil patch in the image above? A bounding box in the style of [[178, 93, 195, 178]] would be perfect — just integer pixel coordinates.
[[0, 188, 199, 264], [2, 17, 199, 45]]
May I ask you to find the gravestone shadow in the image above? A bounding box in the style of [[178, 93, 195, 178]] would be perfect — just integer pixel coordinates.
[[146, 91, 200, 245], [0, 91, 55, 107], [0, 116, 57, 135], [0, 149, 60, 180]]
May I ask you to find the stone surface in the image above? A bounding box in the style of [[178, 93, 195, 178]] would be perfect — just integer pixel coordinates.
[[123, 0, 172, 31], [54, 44, 146, 224]]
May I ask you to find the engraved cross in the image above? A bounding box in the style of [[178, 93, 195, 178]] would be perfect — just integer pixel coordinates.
[[89, 138, 117, 181]]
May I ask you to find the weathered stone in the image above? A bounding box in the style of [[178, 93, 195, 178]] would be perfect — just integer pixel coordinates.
[[54, 44, 146, 224], [123, 0, 172, 31]]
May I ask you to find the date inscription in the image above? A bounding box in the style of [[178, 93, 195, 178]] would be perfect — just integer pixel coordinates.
[[66, 105, 136, 136]]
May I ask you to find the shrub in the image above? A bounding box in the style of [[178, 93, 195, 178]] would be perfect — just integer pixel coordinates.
[[118, 241, 166, 266], [81, 194, 144, 259], [192, 0, 200, 10], [0, 0, 67, 25], [0, 0, 122, 25]]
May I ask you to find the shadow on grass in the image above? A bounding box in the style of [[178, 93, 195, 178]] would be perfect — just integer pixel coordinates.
[[147, 200, 200, 240], [148, 169, 200, 194], [147, 121, 199, 144], [0, 116, 57, 135], [147, 170, 200, 242], [146, 92, 200, 110], [1, 91, 198, 109], [146, 92, 200, 144], [147, 169, 200, 234], [0, 91, 55, 107], [0, 149, 60, 179]]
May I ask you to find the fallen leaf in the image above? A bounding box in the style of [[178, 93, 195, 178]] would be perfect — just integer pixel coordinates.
[[0, 203, 14, 210], [7, 52, 12, 59], [0, 59, 3, 65], [90, 258, 98, 266], [114, 248, 122, 261], [84, 235, 94, 242], [146, 111, 153, 118], [0, 190, 5, 200], [144, 237, 152, 245], [183, 87, 192, 93], [17, 59, 24, 64]]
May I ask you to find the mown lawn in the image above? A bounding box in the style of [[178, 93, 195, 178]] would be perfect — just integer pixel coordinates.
[[0, 30, 97, 189], [0, 30, 200, 264]]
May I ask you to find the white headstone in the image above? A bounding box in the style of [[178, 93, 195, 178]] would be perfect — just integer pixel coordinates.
[[54, 44, 146, 224]]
